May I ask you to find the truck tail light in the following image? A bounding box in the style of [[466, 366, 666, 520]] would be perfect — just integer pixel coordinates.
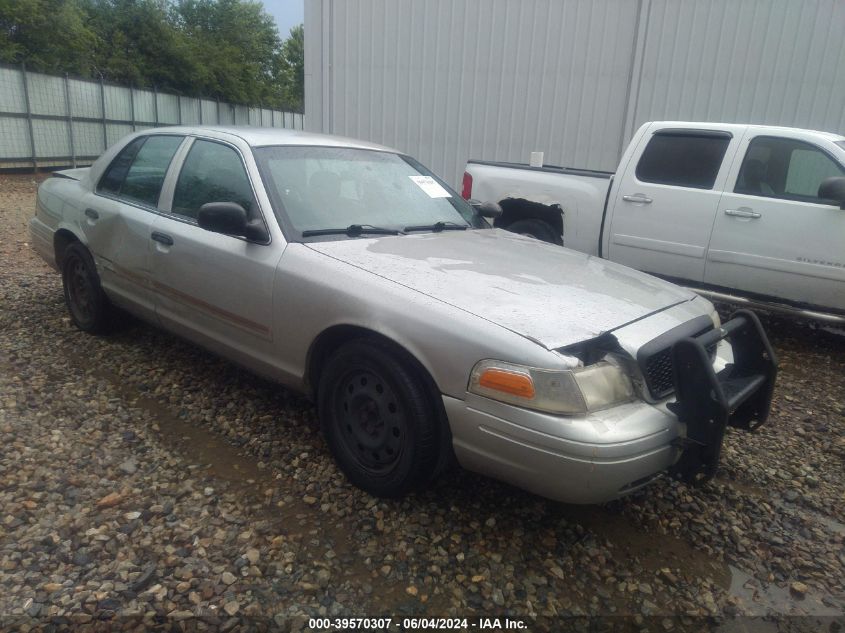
[[461, 171, 473, 200]]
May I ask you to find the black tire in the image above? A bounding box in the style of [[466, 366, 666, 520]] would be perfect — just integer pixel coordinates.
[[61, 242, 116, 334], [506, 219, 560, 244], [317, 338, 441, 498]]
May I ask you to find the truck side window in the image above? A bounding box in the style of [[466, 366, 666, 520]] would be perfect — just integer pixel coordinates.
[[635, 131, 730, 190], [735, 136, 845, 203]]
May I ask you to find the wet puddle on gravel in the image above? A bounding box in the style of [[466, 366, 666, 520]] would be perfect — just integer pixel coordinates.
[[553, 497, 843, 616], [553, 503, 731, 586], [727, 565, 841, 616]]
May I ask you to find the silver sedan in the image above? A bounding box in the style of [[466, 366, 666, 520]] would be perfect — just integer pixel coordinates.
[[29, 127, 777, 503]]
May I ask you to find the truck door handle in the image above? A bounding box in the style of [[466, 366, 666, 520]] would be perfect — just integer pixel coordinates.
[[724, 209, 761, 219], [151, 232, 174, 246], [622, 194, 653, 204], [84, 208, 99, 220]]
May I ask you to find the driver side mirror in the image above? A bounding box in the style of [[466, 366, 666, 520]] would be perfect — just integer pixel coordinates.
[[469, 199, 503, 219], [197, 202, 269, 242], [818, 176, 845, 209]]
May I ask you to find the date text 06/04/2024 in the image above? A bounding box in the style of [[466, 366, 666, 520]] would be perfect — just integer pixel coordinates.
[[307, 617, 528, 630]]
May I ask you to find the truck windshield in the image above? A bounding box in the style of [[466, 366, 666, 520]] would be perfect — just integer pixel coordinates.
[[253, 146, 486, 240]]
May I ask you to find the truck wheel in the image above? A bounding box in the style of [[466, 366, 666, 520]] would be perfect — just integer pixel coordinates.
[[317, 339, 441, 498], [506, 219, 561, 244], [61, 242, 117, 334]]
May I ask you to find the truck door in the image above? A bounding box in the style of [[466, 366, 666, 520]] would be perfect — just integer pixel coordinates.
[[606, 126, 739, 283], [705, 131, 845, 311]]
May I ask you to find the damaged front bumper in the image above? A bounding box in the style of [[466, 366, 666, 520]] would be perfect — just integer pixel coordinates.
[[444, 310, 777, 504]]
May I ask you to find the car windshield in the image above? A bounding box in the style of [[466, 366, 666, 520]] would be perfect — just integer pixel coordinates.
[[253, 146, 487, 239]]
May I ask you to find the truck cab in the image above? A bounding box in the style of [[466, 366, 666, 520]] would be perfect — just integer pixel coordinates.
[[464, 121, 845, 321]]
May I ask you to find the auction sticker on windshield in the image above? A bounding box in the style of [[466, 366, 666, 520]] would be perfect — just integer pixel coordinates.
[[409, 175, 451, 198]]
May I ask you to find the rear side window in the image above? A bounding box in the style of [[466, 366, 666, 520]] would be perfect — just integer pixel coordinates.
[[97, 137, 145, 195], [171, 140, 256, 220], [635, 132, 731, 190], [120, 136, 184, 207]]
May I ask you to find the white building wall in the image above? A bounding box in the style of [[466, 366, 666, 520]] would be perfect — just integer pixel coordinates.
[[306, 0, 845, 187]]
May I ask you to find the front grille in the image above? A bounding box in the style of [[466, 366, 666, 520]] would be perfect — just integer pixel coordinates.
[[637, 315, 718, 400], [643, 348, 675, 399]]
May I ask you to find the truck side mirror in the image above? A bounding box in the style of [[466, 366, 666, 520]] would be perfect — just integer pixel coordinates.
[[818, 176, 845, 209], [469, 199, 503, 219]]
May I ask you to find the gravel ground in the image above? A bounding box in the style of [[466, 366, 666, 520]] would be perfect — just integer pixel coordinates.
[[1, 173, 844, 632]]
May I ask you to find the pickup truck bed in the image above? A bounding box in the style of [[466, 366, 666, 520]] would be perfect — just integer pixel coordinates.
[[465, 160, 613, 255]]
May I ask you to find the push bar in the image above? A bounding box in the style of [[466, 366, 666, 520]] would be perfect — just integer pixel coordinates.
[[667, 309, 778, 485]]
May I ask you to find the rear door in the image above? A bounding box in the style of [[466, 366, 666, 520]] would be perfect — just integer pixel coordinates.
[[150, 136, 283, 375], [706, 131, 845, 311], [606, 125, 741, 282], [87, 134, 185, 320]]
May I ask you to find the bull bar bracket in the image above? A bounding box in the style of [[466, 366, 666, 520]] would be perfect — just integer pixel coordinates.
[[667, 309, 778, 485]]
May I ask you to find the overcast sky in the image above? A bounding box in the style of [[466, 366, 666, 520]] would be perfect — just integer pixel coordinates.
[[264, 0, 305, 38]]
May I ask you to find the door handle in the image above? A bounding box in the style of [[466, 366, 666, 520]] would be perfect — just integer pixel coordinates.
[[151, 231, 174, 246], [84, 208, 99, 220], [622, 194, 653, 204], [724, 209, 761, 219]]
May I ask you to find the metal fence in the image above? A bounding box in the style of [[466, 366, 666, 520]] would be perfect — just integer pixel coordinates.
[[0, 63, 305, 169]]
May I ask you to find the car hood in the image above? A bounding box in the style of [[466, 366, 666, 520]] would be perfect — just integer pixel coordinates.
[[306, 229, 696, 350]]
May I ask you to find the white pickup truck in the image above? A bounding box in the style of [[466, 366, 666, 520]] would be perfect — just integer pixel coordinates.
[[463, 121, 845, 323]]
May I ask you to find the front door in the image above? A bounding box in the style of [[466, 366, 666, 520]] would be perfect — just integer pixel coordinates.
[[149, 137, 283, 375], [607, 125, 739, 283], [706, 132, 845, 311]]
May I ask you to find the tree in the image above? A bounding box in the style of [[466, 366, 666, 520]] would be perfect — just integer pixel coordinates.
[[0, 0, 304, 111], [0, 0, 97, 74], [175, 0, 284, 104], [83, 0, 194, 89], [277, 24, 303, 112]]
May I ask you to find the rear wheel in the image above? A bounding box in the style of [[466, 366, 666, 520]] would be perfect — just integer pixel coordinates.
[[506, 219, 560, 244], [61, 242, 116, 334], [317, 339, 440, 498]]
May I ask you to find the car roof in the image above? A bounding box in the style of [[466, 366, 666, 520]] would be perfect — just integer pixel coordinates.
[[144, 125, 399, 152]]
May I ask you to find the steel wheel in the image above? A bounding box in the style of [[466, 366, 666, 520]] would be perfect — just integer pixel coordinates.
[[61, 242, 115, 334], [65, 255, 96, 326], [318, 338, 442, 498], [334, 368, 405, 476]]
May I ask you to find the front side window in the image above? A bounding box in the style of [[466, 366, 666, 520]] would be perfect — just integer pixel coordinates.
[[254, 146, 485, 239], [735, 137, 845, 203], [172, 140, 257, 220], [635, 131, 731, 190]]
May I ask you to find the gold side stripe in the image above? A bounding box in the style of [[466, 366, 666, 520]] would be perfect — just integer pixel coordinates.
[[110, 263, 271, 337]]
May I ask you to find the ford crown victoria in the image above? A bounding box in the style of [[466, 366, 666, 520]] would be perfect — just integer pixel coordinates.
[[30, 127, 777, 503]]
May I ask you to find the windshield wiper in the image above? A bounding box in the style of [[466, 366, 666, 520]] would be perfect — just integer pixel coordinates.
[[301, 224, 402, 238], [403, 221, 469, 233]]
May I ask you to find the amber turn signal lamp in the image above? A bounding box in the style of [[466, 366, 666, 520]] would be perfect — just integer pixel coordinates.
[[477, 368, 536, 399]]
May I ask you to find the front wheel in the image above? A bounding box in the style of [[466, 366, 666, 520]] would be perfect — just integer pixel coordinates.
[[61, 242, 116, 334], [317, 339, 441, 498], [506, 219, 561, 244]]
